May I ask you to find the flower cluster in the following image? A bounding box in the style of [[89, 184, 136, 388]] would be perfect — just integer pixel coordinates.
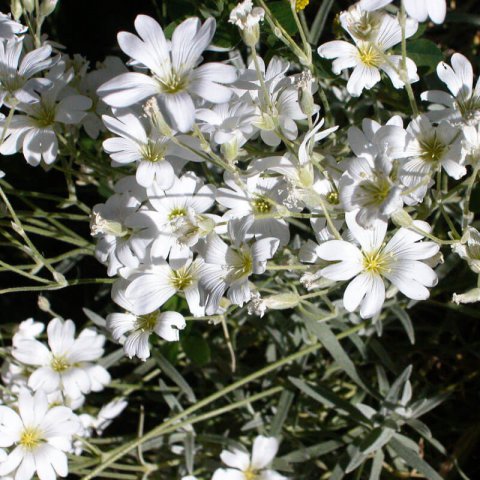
[[1, 0, 479, 477], [0, 318, 125, 480]]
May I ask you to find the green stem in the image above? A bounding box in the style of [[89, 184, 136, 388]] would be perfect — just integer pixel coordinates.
[[80, 323, 366, 479], [399, 0, 419, 116]]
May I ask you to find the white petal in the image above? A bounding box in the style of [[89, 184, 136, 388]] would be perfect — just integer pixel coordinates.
[[161, 92, 195, 133], [251, 436, 279, 470], [98, 72, 159, 107], [359, 274, 385, 318], [220, 449, 250, 470]]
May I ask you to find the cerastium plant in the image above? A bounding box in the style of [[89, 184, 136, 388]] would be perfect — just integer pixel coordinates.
[[0, 0, 478, 478]]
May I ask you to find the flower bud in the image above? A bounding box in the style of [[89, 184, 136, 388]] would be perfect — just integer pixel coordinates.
[[297, 70, 314, 117], [22, 0, 35, 13], [264, 292, 301, 310], [11, 0, 23, 20], [221, 138, 240, 163], [229, 0, 265, 47], [40, 0, 58, 17], [391, 208, 413, 228]]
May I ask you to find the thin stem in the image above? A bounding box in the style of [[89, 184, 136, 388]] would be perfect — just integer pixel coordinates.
[[0, 278, 114, 295], [80, 323, 366, 480], [399, 0, 419, 116]]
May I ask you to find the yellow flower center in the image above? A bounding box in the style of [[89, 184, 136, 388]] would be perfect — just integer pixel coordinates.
[[230, 248, 254, 280], [168, 207, 187, 221], [51, 355, 70, 372], [170, 267, 193, 291], [19, 427, 43, 450], [419, 135, 446, 163], [157, 69, 189, 94], [141, 142, 167, 163], [362, 250, 389, 275], [252, 196, 272, 214], [244, 468, 259, 480], [326, 190, 339, 205], [34, 102, 56, 128], [359, 177, 391, 206], [295, 0, 310, 11], [358, 43, 382, 68], [135, 312, 158, 332]]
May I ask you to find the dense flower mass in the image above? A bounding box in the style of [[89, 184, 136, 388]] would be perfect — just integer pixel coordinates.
[[0, 0, 478, 478]]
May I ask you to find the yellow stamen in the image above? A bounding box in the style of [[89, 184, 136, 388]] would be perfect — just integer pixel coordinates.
[[295, 0, 310, 11], [19, 427, 43, 450]]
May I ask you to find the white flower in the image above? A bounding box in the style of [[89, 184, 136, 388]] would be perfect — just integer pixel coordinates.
[[229, 0, 265, 30], [0, 389, 79, 480], [463, 123, 480, 166], [217, 173, 291, 246], [0, 37, 53, 106], [339, 154, 404, 227], [347, 116, 408, 162], [12, 318, 110, 399], [212, 435, 287, 480], [107, 310, 186, 360], [75, 55, 128, 139], [318, 13, 418, 96], [114, 258, 204, 316], [360, 0, 447, 25], [200, 217, 279, 314], [98, 15, 237, 132], [229, 0, 265, 46], [0, 12, 26, 39], [91, 176, 149, 277], [196, 100, 257, 160], [250, 57, 312, 147], [339, 4, 385, 42], [422, 53, 480, 125], [0, 64, 91, 166], [102, 109, 203, 188], [452, 227, 480, 274], [139, 171, 217, 267], [400, 116, 466, 203], [316, 212, 439, 319]]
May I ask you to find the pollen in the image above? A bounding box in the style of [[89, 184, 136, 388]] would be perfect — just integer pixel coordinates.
[[252, 196, 272, 214], [170, 267, 193, 291], [326, 190, 339, 205], [358, 43, 382, 68], [136, 312, 158, 332], [168, 207, 187, 220], [19, 427, 43, 450], [51, 355, 70, 372], [295, 0, 310, 11], [141, 142, 166, 163], [244, 468, 259, 480], [157, 70, 189, 94], [362, 250, 389, 275]]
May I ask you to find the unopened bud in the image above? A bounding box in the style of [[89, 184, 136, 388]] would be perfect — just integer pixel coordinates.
[[297, 70, 314, 117], [221, 138, 240, 163], [40, 0, 58, 16], [11, 0, 23, 19], [264, 292, 301, 310], [37, 295, 51, 312], [22, 0, 35, 13], [391, 208, 413, 228]]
